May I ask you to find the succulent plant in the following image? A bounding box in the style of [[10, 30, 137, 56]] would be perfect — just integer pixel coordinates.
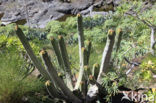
[[15, 14, 120, 103]]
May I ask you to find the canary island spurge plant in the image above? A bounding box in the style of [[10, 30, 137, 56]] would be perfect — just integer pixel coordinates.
[[15, 12, 125, 103]]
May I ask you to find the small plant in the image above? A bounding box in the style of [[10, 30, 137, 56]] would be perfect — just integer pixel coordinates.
[[139, 54, 156, 81]]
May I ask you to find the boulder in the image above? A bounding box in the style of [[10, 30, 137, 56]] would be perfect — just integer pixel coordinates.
[[0, 0, 121, 28]]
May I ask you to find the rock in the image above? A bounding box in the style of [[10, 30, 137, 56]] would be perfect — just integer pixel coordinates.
[[0, 0, 121, 28], [86, 84, 99, 102], [55, 2, 74, 14], [0, 5, 4, 19]]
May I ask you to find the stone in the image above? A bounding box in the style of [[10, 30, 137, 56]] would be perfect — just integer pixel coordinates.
[[0, 0, 121, 28]]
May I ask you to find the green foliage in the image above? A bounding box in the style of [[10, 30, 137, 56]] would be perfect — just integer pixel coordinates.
[[46, 15, 109, 44], [0, 23, 16, 36], [0, 35, 24, 52], [106, 1, 156, 68], [84, 27, 107, 43], [145, 89, 156, 103], [67, 43, 104, 73], [140, 70, 152, 81], [0, 35, 42, 55], [102, 72, 126, 102], [46, 20, 66, 38], [122, 54, 156, 89], [0, 52, 43, 103], [0, 24, 47, 40], [114, 0, 156, 39], [139, 54, 156, 80]]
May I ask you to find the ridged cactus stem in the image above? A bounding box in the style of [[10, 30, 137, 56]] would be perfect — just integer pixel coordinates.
[[150, 27, 156, 55], [113, 28, 123, 52], [97, 29, 116, 83], [74, 14, 85, 90], [50, 36, 64, 68], [111, 28, 123, 66], [45, 80, 63, 99], [40, 50, 60, 87], [40, 50, 82, 103], [84, 65, 91, 77], [75, 47, 87, 90], [77, 13, 85, 67], [86, 40, 92, 64], [92, 63, 100, 80], [15, 25, 49, 80], [15, 25, 60, 100], [83, 65, 90, 97], [58, 35, 73, 90]]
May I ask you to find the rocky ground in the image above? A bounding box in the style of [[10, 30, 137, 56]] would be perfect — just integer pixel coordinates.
[[0, 0, 121, 28]]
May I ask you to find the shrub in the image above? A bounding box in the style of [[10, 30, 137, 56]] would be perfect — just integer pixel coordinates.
[[0, 35, 43, 55]]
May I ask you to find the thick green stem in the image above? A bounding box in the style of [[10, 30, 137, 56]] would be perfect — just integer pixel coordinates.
[[77, 13, 85, 67], [40, 50, 82, 103], [50, 36, 64, 68], [86, 40, 92, 65], [58, 35, 73, 90], [75, 47, 87, 90], [15, 25, 48, 79], [92, 63, 100, 80], [15, 25, 60, 100], [45, 80, 63, 99], [111, 28, 123, 66], [97, 29, 116, 83], [74, 14, 86, 90], [113, 28, 123, 53]]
